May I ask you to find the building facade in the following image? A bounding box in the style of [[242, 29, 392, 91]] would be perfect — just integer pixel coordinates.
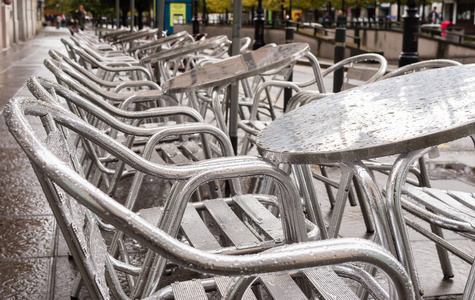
[[443, 0, 475, 34], [0, 0, 43, 50]]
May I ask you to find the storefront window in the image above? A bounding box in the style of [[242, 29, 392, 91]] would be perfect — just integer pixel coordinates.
[[456, 0, 474, 22], [37, 1, 43, 21]]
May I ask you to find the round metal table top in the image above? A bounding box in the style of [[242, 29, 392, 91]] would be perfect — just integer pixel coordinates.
[[162, 43, 310, 94], [142, 35, 228, 63], [257, 64, 475, 164]]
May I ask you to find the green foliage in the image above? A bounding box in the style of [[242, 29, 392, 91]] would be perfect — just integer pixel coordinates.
[[206, 0, 232, 13], [44, 0, 152, 18]]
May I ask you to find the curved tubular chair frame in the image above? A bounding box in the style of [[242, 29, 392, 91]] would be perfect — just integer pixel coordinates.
[[61, 38, 152, 81], [380, 59, 462, 80], [44, 57, 176, 108], [49, 49, 161, 92]]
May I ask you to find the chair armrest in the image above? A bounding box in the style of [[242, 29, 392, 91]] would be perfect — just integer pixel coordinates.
[[113, 80, 161, 93]]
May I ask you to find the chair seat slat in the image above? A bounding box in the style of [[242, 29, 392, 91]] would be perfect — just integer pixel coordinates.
[[303, 267, 359, 300], [260, 273, 307, 300], [171, 280, 208, 300], [181, 205, 221, 251], [203, 199, 261, 247], [214, 277, 258, 300], [233, 194, 284, 242]]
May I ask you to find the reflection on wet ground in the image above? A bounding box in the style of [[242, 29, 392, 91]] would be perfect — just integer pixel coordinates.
[[0, 28, 473, 299]]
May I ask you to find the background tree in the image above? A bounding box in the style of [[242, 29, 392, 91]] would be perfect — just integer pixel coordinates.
[[206, 0, 232, 13]]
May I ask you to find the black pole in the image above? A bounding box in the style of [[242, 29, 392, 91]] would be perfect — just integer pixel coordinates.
[[202, 0, 207, 26], [253, 0, 265, 49], [399, 0, 420, 67], [192, 0, 199, 34], [283, 0, 294, 110], [333, 27, 345, 92], [397, 0, 401, 22]]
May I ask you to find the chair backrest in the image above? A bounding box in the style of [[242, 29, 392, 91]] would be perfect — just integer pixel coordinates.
[[322, 53, 387, 92], [6, 98, 111, 299], [380, 59, 462, 80], [48, 49, 125, 90]]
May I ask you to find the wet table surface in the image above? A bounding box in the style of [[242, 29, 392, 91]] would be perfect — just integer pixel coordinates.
[[162, 43, 310, 94], [257, 64, 475, 164], [142, 35, 228, 63], [130, 31, 190, 52]]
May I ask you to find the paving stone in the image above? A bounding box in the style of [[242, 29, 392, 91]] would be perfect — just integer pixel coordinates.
[[0, 216, 55, 259], [0, 258, 51, 299]]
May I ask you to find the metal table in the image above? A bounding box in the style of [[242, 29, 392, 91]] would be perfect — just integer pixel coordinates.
[[257, 64, 475, 164], [162, 42, 310, 150], [129, 31, 192, 55], [256, 63, 475, 299], [140, 35, 229, 64]]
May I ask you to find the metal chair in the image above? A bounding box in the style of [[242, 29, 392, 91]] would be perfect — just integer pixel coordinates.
[[61, 38, 152, 81], [386, 148, 475, 300], [5, 96, 414, 300], [320, 53, 388, 92], [27, 76, 220, 196], [48, 49, 161, 92], [44, 55, 174, 108]]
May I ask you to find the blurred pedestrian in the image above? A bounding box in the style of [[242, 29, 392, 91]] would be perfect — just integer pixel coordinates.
[[337, 10, 346, 27], [56, 15, 62, 29], [322, 12, 332, 28], [75, 5, 86, 31], [428, 7, 439, 24]]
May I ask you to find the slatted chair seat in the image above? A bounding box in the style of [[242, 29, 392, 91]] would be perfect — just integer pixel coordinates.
[[402, 185, 475, 235], [153, 266, 362, 300], [138, 194, 320, 254]]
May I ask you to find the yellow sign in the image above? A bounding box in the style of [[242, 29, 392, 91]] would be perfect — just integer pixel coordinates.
[[292, 9, 302, 21], [170, 3, 186, 27]]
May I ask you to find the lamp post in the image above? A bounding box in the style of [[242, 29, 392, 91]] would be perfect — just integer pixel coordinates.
[[192, 0, 199, 34], [398, 0, 420, 67], [253, 0, 265, 49]]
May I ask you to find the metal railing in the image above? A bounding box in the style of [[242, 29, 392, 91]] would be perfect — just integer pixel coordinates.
[[419, 26, 472, 46]]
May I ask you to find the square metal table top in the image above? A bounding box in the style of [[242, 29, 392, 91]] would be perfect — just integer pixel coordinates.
[[257, 64, 475, 164]]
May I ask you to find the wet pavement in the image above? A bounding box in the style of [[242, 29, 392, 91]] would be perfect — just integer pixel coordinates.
[[0, 27, 473, 299]]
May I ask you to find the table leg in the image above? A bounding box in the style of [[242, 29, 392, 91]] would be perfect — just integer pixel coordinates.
[[328, 163, 353, 238]]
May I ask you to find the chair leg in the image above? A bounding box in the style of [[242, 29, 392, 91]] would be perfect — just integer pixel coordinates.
[[292, 164, 328, 239], [419, 156, 454, 278], [430, 224, 455, 278], [320, 166, 336, 208], [463, 258, 475, 300], [352, 177, 375, 233]]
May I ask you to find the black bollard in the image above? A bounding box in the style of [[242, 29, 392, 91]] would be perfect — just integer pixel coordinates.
[[283, 24, 295, 110], [192, 0, 199, 34], [333, 27, 346, 93], [253, 0, 265, 49], [399, 0, 420, 67]]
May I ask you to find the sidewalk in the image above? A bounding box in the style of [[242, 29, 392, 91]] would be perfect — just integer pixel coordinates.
[[0, 28, 473, 299]]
